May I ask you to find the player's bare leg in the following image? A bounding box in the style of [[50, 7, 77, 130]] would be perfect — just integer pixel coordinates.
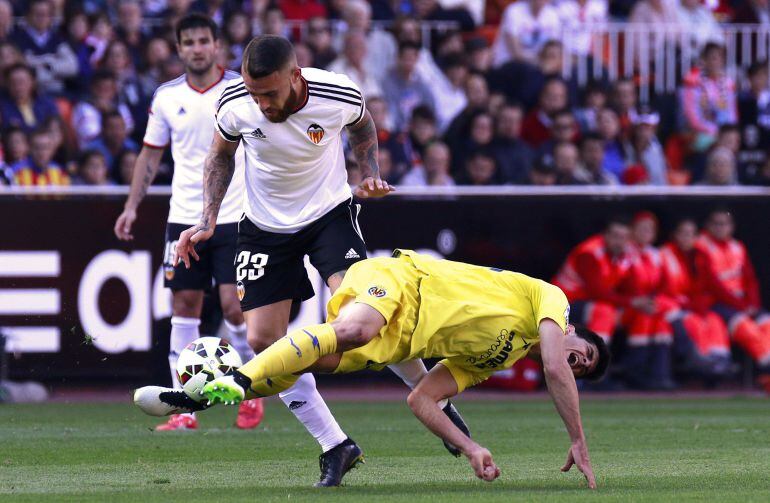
[[157, 290, 204, 431], [243, 298, 361, 486], [219, 283, 264, 429]]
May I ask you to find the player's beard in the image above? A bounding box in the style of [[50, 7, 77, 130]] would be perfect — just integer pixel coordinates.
[[264, 85, 299, 123], [186, 56, 215, 77]]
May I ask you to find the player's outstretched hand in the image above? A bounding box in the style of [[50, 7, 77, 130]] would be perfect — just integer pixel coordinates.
[[354, 176, 395, 198], [561, 440, 596, 489], [174, 224, 214, 269], [114, 208, 137, 241], [466, 445, 500, 482]]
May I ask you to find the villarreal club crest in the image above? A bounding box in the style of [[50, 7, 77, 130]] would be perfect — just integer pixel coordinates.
[[307, 123, 324, 144]]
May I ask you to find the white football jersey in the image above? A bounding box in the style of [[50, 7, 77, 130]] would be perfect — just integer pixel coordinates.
[[144, 69, 246, 225], [215, 67, 365, 234]]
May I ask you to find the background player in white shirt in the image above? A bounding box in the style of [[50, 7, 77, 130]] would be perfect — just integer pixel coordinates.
[[113, 15, 264, 431], [171, 36, 471, 486]]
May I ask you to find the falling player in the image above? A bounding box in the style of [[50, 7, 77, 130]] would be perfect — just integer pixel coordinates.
[[136, 250, 608, 488], [114, 14, 264, 431], [169, 35, 471, 486]]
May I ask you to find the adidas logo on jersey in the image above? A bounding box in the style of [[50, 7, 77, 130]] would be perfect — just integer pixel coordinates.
[[250, 128, 267, 139], [178, 107, 186, 115], [345, 248, 360, 259]]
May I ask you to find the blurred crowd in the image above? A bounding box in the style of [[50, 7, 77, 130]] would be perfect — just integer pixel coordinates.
[[553, 209, 770, 392], [0, 0, 769, 187]]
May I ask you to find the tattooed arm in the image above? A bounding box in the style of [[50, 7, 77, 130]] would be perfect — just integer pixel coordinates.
[[174, 134, 240, 268], [114, 145, 165, 240], [346, 109, 394, 198]]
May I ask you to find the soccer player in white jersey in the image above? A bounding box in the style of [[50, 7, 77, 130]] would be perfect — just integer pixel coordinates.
[[168, 35, 472, 486], [114, 15, 264, 431]]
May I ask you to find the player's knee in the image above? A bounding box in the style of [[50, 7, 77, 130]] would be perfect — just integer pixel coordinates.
[[247, 329, 281, 354], [172, 293, 201, 318], [331, 319, 377, 350], [222, 305, 244, 326]]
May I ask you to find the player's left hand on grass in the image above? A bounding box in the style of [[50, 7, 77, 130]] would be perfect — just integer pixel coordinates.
[[354, 177, 395, 198], [174, 223, 214, 269], [561, 440, 596, 489], [466, 445, 500, 482]]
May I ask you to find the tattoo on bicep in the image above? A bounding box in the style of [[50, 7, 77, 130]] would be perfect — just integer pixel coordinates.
[[348, 113, 379, 179]]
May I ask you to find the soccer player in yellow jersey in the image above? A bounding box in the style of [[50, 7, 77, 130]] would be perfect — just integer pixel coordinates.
[[136, 250, 608, 488]]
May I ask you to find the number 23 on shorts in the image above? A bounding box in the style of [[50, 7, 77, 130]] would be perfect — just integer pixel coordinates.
[[235, 251, 269, 281]]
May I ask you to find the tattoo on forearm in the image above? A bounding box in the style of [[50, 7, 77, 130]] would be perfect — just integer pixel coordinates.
[[348, 112, 379, 179], [136, 162, 157, 202], [201, 150, 235, 230]]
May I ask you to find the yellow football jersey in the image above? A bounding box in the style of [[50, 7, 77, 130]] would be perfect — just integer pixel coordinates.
[[328, 250, 570, 392]]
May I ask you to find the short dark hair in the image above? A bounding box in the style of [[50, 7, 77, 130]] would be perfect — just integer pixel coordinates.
[[605, 214, 632, 230], [4, 63, 35, 82], [243, 35, 295, 78], [101, 110, 125, 124], [175, 13, 218, 43], [78, 149, 105, 167], [748, 60, 768, 77], [573, 325, 610, 381], [466, 147, 496, 164], [580, 132, 604, 148], [707, 206, 732, 222], [91, 69, 116, 84], [702, 42, 725, 59], [410, 104, 436, 124]]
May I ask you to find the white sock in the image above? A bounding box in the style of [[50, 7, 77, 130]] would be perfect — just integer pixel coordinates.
[[389, 360, 449, 409], [279, 373, 347, 452], [170, 316, 201, 419], [223, 319, 253, 364]]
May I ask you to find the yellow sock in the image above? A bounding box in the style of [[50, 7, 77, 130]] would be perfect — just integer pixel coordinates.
[[245, 374, 299, 398], [238, 323, 337, 383]]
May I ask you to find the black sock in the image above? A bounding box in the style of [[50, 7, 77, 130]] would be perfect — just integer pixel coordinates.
[[232, 370, 252, 391]]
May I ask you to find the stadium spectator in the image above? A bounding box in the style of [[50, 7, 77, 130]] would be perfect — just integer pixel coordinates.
[[1, 127, 30, 167], [399, 105, 439, 170], [72, 70, 135, 148], [622, 212, 676, 390], [527, 157, 558, 185], [193, 0, 241, 25], [101, 40, 148, 134], [260, 5, 289, 38], [629, 0, 680, 25], [659, 217, 733, 378], [553, 217, 654, 342], [327, 30, 382, 99], [63, 9, 94, 93], [43, 115, 72, 168], [338, 0, 397, 83], [85, 111, 139, 182], [575, 83, 608, 134], [680, 42, 738, 152], [521, 77, 569, 148], [557, 0, 608, 58], [117, 149, 137, 185], [678, 0, 723, 53], [491, 0, 560, 66], [464, 36, 492, 75], [10, 0, 78, 96], [412, 0, 476, 33], [8, 129, 70, 185], [0, 41, 23, 87], [223, 11, 252, 71], [550, 141, 589, 185], [72, 149, 112, 186], [116, 1, 148, 69], [0, 63, 59, 134], [580, 133, 618, 185], [157, 0, 197, 37], [737, 61, 770, 184], [490, 102, 535, 184], [139, 37, 174, 97], [368, 95, 407, 174], [293, 41, 314, 67], [399, 141, 455, 186], [304, 16, 336, 68], [596, 107, 626, 180], [610, 78, 638, 140], [537, 108, 580, 158], [382, 41, 435, 132], [451, 109, 494, 174], [84, 11, 115, 69], [694, 210, 770, 385], [0, 0, 12, 42], [623, 110, 668, 185], [390, 16, 446, 98], [376, 148, 395, 183], [457, 148, 498, 185], [699, 146, 738, 185], [443, 72, 490, 147]]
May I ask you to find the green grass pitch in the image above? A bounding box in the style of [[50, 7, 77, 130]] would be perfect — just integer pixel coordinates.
[[1, 397, 769, 502]]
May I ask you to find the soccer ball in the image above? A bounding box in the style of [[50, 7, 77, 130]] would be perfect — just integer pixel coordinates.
[[176, 336, 243, 401]]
